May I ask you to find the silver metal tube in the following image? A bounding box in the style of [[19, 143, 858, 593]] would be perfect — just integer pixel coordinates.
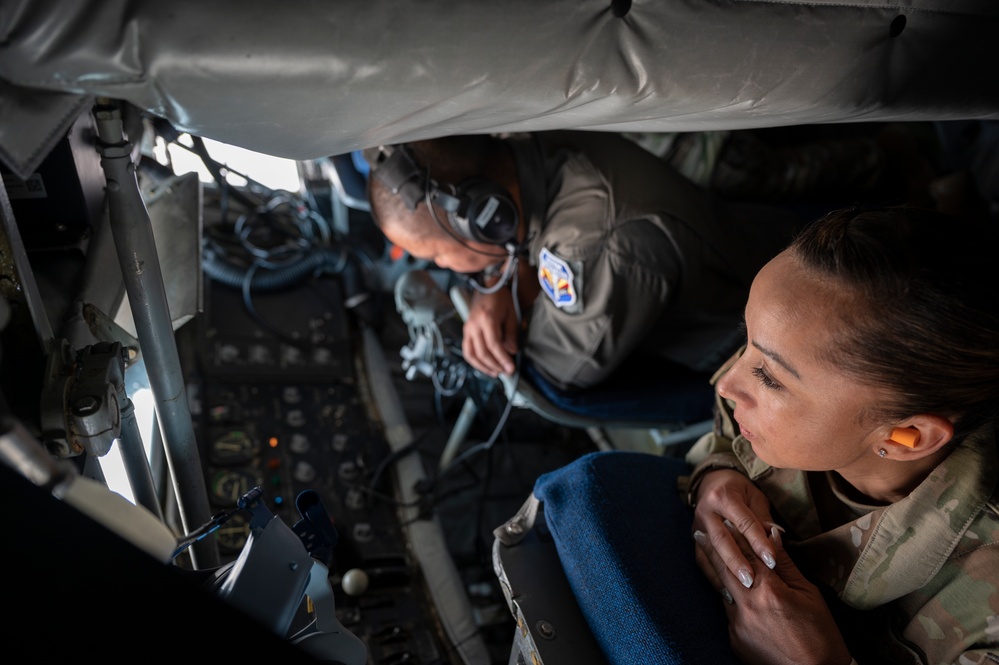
[[0, 417, 74, 492], [94, 101, 218, 568], [118, 397, 165, 521]]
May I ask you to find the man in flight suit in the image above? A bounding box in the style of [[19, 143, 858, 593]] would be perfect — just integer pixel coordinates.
[[365, 131, 800, 393]]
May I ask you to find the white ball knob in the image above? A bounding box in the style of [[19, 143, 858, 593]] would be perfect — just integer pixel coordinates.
[[341, 568, 369, 596]]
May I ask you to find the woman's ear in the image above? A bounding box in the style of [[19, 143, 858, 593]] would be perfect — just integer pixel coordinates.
[[885, 416, 954, 460]]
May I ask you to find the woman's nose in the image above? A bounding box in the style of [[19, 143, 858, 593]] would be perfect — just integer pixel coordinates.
[[717, 363, 748, 406]]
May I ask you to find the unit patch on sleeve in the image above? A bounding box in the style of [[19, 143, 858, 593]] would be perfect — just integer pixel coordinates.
[[538, 247, 581, 311]]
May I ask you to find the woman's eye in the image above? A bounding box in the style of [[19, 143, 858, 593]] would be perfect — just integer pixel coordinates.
[[752, 366, 782, 391]]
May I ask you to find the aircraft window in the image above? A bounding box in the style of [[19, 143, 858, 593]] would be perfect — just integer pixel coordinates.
[[97, 386, 156, 504], [156, 133, 300, 193], [98, 131, 302, 505]]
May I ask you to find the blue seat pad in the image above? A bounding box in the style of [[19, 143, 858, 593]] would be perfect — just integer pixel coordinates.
[[534, 451, 739, 665]]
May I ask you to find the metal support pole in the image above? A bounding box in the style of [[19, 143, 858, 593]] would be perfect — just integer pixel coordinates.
[[439, 397, 479, 470], [93, 100, 218, 568], [118, 397, 164, 521]]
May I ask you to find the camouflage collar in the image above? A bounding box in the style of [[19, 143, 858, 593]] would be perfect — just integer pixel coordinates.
[[733, 424, 998, 609], [842, 424, 998, 608]]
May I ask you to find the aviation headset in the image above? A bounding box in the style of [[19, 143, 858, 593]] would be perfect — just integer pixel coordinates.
[[364, 144, 525, 474], [363, 143, 520, 249]]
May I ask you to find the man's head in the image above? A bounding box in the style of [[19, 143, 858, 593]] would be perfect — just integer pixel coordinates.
[[366, 135, 522, 273]]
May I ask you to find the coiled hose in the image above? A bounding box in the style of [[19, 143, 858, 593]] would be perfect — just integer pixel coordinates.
[[202, 245, 349, 292]]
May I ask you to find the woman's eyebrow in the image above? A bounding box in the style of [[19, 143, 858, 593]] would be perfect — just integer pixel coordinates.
[[751, 340, 801, 381]]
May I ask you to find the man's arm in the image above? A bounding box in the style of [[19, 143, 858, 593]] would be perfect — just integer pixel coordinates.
[[461, 256, 539, 378], [524, 217, 680, 391]]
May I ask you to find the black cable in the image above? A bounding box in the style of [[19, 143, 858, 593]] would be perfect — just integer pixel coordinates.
[[417, 376, 517, 500], [191, 145, 342, 295], [342, 244, 384, 329], [188, 134, 264, 210], [415, 251, 526, 509], [196, 164, 385, 333], [434, 386, 447, 425], [240, 262, 309, 349], [474, 432, 496, 565], [219, 177, 230, 227], [356, 484, 425, 510], [428, 477, 485, 506], [365, 426, 437, 506]]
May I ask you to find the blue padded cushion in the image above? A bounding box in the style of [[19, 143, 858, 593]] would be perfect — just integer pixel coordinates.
[[534, 451, 739, 665], [523, 357, 715, 424], [331, 152, 369, 202], [350, 149, 371, 178]]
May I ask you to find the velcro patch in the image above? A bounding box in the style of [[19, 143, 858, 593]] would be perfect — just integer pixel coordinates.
[[538, 247, 578, 309]]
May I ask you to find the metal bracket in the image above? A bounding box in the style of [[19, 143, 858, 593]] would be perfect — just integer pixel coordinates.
[[66, 341, 126, 458]]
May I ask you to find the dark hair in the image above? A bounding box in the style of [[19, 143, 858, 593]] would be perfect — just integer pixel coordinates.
[[789, 206, 999, 440]]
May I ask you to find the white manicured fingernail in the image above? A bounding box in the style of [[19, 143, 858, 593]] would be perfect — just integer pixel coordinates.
[[762, 550, 776, 569], [693, 530, 708, 547], [721, 588, 734, 605], [737, 568, 754, 588]]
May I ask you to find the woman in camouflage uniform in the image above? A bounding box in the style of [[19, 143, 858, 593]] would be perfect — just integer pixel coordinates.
[[688, 205, 999, 664]]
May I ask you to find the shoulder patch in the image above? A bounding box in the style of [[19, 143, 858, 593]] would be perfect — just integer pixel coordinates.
[[538, 247, 578, 309]]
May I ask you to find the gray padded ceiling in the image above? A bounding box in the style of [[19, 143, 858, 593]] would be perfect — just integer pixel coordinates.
[[1, 0, 997, 177]]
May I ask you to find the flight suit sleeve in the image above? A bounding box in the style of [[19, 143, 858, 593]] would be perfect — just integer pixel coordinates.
[[524, 216, 681, 391]]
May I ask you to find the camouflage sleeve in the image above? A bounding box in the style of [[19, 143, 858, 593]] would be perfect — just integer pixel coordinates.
[[679, 349, 748, 505], [950, 650, 999, 664], [897, 518, 999, 664]]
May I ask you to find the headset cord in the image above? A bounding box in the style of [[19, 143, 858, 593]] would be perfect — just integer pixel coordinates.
[[466, 253, 518, 295], [465, 229, 535, 296], [418, 261, 524, 511]]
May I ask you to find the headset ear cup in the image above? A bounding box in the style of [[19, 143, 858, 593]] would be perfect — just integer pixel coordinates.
[[450, 179, 519, 245]]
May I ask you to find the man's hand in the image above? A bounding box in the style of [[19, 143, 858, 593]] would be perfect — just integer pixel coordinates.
[[694, 521, 853, 665], [462, 287, 519, 377]]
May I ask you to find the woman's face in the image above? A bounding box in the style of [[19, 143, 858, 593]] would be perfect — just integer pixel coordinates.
[[716, 251, 892, 472]]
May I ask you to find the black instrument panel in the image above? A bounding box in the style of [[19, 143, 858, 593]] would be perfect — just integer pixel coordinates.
[[194, 276, 451, 665]]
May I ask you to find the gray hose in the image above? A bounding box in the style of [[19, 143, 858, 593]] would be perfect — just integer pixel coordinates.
[[202, 246, 348, 292]]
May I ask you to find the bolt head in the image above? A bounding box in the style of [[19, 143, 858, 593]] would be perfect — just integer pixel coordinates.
[[536, 620, 556, 639], [73, 396, 100, 415]]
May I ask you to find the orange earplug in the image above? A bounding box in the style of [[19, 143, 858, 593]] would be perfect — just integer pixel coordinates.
[[890, 427, 920, 448]]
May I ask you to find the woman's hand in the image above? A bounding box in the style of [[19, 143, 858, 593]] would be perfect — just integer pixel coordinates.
[[694, 524, 853, 665], [692, 469, 777, 589], [462, 287, 519, 377]]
